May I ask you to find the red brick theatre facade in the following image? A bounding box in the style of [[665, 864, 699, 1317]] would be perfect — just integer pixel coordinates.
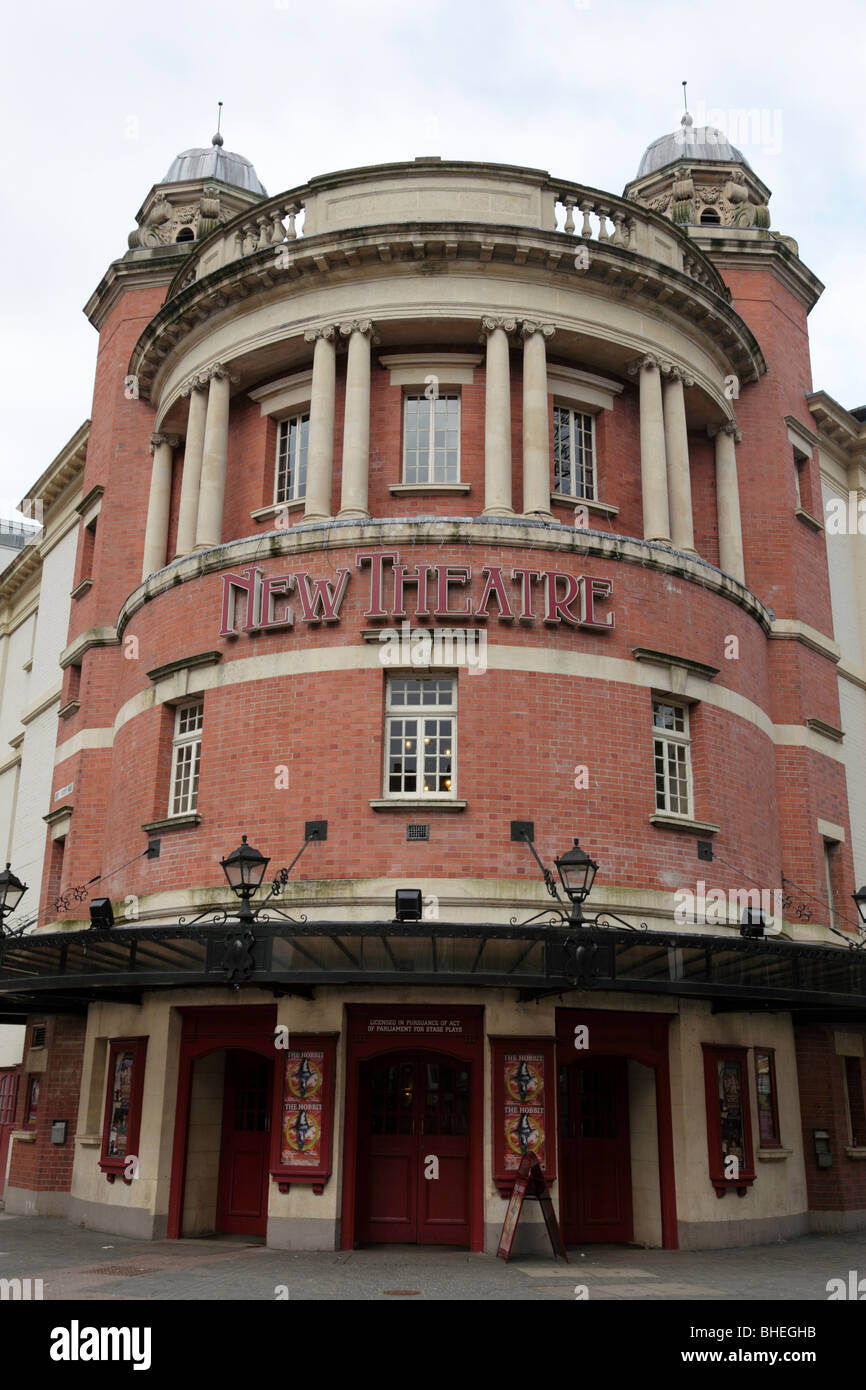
[[2, 120, 865, 1254]]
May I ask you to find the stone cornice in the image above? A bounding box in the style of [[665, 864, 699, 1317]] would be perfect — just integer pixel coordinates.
[[83, 248, 189, 332], [689, 227, 825, 313], [129, 222, 766, 406], [115, 515, 773, 639], [807, 391, 866, 460], [60, 625, 120, 669]]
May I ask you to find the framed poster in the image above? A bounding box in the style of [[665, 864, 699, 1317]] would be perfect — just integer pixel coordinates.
[[99, 1037, 148, 1183], [489, 1037, 556, 1195], [702, 1044, 756, 1196], [270, 1034, 337, 1193]]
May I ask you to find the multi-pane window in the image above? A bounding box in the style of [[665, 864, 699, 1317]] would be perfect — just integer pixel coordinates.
[[275, 413, 309, 503], [385, 677, 455, 797], [170, 702, 203, 816], [0, 1070, 18, 1126], [553, 406, 596, 499], [652, 700, 692, 817], [403, 394, 460, 484]]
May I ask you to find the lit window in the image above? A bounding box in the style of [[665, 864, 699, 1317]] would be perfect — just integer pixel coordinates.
[[652, 699, 692, 817], [99, 1038, 148, 1180], [553, 406, 596, 499], [385, 677, 456, 798], [275, 413, 309, 503], [170, 702, 203, 816], [403, 394, 460, 484]]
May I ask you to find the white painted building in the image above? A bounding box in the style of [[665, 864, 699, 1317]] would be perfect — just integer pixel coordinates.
[[811, 393, 866, 892], [0, 424, 87, 1062]]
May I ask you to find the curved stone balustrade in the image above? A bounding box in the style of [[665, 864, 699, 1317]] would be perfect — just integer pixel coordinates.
[[167, 159, 726, 302]]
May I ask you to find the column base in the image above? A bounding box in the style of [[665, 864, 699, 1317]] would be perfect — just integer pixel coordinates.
[[302, 510, 334, 523], [337, 508, 371, 520], [523, 509, 554, 522], [645, 533, 673, 546], [481, 506, 516, 517]]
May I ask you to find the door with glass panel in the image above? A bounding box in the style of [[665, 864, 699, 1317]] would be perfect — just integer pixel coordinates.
[[357, 1053, 471, 1245], [558, 1057, 633, 1243]]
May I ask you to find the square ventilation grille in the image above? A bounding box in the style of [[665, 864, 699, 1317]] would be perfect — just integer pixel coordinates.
[[31, 1023, 47, 1049], [406, 823, 430, 842]]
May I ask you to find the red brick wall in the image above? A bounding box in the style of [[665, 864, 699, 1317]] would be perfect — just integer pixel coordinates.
[[795, 1027, 866, 1212], [8, 1016, 87, 1193]]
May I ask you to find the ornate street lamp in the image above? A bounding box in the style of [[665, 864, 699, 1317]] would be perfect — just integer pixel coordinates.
[[0, 863, 27, 934], [220, 836, 270, 923], [853, 885, 866, 930], [554, 839, 599, 924]]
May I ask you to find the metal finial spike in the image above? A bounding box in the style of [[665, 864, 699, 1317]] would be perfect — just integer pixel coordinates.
[[682, 80, 688, 111], [212, 100, 224, 147]]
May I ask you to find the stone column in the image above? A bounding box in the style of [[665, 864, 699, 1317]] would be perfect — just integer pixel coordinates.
[[710, 419, 746, 584], [141, 433, 178, 580], [481, 316, 516, 515], [338, 320, 377, 520], [195, 365, 234, 550], [662, 365, 696, 554], [628, 354, 671, 543], [174, 379, 207, 557], [303, 326, 337, 522], [521, 321, 555, 519]]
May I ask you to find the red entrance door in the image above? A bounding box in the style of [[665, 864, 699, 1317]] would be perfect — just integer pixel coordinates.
[[559, 1057, 633, 1244], [357, 1053, 471, 1246], [0, 1068, 20, 1198], [216, 1050, 272, 1236]]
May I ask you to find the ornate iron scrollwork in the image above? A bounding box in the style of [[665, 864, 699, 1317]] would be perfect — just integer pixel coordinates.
[[220, 930, 257, 984]]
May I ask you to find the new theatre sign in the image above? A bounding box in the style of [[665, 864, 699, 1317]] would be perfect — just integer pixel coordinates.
[[219, 549, 616, 636]]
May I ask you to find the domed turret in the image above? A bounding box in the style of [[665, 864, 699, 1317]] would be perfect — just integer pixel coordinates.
[[162, 132, 267, 198], [128, 129, 267, 251], [625, 110, 771, 231]]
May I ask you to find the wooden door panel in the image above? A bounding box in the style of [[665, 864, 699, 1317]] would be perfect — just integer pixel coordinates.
[[558, 1058, 633, 1244], [216, 1051, 271, 1236]]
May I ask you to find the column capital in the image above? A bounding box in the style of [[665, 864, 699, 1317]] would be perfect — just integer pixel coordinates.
[[627, 352, 663, 376], [304, 324, 338, 344], [660, 362, 695, 388], [519, 320, 555, 342], [480, 315, 517, 341], [207, 361, 240, 385], [339, 319, 380, 344], [180, 373, 209, 398], [708, 419, 742, 443], [149, 433, 180, 452]]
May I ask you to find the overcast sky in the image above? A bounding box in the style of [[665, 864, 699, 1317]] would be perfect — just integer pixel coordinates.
[[1, 0, 863, 518]]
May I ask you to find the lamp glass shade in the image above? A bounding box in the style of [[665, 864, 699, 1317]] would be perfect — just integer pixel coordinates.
[[853, 885, 866, 926], [554, 839, 598, 904], [220, 836, 270, 895], [0, 863, 27, 915]]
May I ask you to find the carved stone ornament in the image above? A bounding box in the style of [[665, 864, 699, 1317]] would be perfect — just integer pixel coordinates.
[[304, 324, 338, 344], [479, 316, 517, 342], [520, 320, 555, 340], [626, 353, 663, 376]]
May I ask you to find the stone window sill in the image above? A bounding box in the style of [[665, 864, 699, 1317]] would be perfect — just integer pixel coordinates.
[[552, 493, 619, 517], [11, 1130, 36, 1143], [251, 500, 306, 523], [70, 577, 93, 600], [794, 506, 824, 532], [370, 799, 467, 811], [649, 813, 720, 835], [77, 1134, 102, 1148], [758, 1147, 792, 1161], [389, 483, 471, 495], [845, 1147, 866, 1160], [141, 813, 202, 833], [58, 700, 81, 720]]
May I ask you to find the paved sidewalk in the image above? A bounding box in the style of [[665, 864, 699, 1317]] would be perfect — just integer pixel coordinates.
[[0, 1213, 864, 1300]]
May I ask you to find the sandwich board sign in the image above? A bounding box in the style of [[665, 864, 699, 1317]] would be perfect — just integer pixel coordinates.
[[496, 1155, 568, 1262]]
